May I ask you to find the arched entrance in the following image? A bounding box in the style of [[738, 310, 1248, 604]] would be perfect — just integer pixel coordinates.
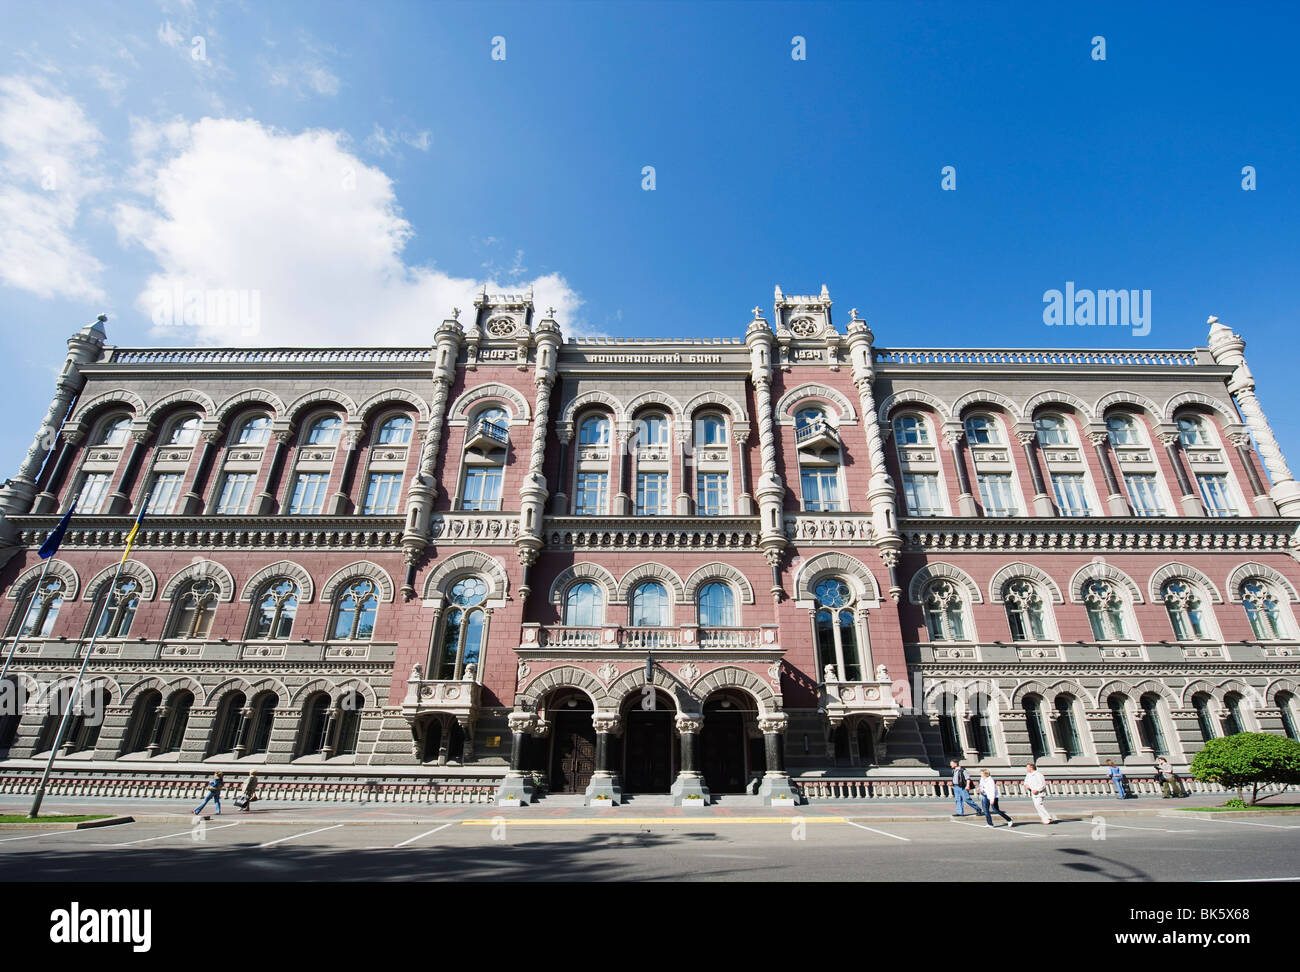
[[701, 691, 757, 794], [620, 689, 677, 794], [546, 691, 596, 794]]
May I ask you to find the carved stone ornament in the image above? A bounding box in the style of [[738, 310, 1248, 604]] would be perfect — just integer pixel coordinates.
[[789, 316, 820, 338], [678, 662, 700, 682], [487, 316, 517, 337], [596, 662, 619, 683]]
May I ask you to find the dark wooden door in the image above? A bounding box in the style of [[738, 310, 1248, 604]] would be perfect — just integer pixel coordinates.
[[550, 712, 596, 793], [624, 710, 674, 793], [702, 711, 748, 794]]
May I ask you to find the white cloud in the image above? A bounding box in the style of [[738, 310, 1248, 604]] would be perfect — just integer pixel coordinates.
[[114, 117, 584, 345], [364, 124, 432, 157], [0, 76, 105, 301]]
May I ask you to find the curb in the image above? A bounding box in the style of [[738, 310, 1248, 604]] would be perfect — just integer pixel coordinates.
[[0, 815, 134, 831]]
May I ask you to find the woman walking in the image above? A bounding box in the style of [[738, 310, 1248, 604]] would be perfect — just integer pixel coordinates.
[[193, 772, 224, 815], [978, 768, 1014, 827], [235, 769, 259, 812]]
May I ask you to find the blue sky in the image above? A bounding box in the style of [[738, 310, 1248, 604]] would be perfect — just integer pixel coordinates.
[[1, 1, 1298, 476]]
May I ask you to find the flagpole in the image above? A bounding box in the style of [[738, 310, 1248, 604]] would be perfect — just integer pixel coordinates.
[[0, 556, 53, 685]]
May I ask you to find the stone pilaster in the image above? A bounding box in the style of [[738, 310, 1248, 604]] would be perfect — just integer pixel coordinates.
[[746, 309, 788, 599], [494, 710, 538, 806], [584, 714, 624, 805], [516, 309, 562, 600], [669, 714, 710, 805]]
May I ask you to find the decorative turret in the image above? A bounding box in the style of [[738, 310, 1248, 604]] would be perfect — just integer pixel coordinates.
[[516, 306, 563, 600], [745, 306, 788, 599]]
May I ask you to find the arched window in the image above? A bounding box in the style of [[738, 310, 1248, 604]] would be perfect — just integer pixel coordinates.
[[98, 414, 132, 446], [335, 690, 363, 756], [0, 676, 21, 750], [1162, 580, 1209, 640], [636, 412, 669, 447], [967, 693, 995, 757], [892, 413, 929, 445], [1106, 414, 1142, 446], [91, 577, 140, 638], [813, 577, 861, 681], [563, 581, 603, 628], [435, 576, 488, 680], [1108, 694, 1135, 759], [249, 580, 299, 640], [1023, 694, 1050, 759], [1034, 414, 1071, 446], [1240, 579, 1285, 640], [578, 415, 610, 445], [923, 580, 967, 641], [631, 581, 670, 627], [694, 414, 726, 446], [964, 414, 1001, 445], [798, 407, 845, 512], [1192, 692, 1216, 742], [160, 690, 194, 755], [210, 692, 246, 756], [377, 414, 413, 445], [122, 689, 162, 756], [1275, 691, 1299, 741], [1004, 579, 1048, 641], [937, 692, 961, 757], [1137, 692, 1170, 755], [460, 407, 506, 512], [235, 415, 271, 445], [306, 415, 342, 446], [1052, 694, 1083, 758], [247, 692, 277, 755], [795, 406, 828, 430], [10, 577, 66, 638], [166, 414, 202, 446], [1177, 415, 1211, 447], [698, 581, 736, 628], [167, 578, 220, 639], [331, 579, 378, 641], [1083, 579, 1128, 641], [65, 686, 111, 754], [298, 692, 332, 757], [1223, 692, 1247, 736]]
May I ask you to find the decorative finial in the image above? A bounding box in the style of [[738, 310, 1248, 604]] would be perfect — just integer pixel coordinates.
[[451, 307, 461, 321], [752, 306, 762, 319], [545, 307, 556, 318], [850, 307, 860, 320], [96, 314, 107, 323], [1207, 315, 1219, 325]]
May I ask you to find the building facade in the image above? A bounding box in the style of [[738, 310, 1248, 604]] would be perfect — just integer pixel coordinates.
[[1, 287, 1298, 805]]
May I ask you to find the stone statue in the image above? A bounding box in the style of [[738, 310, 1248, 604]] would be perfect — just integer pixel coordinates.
[[876, 663, 889, 682], [823, 663, 838, 683]]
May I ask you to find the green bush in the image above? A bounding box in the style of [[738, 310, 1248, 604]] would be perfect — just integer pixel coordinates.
[[1190, 732, 1300, 805], [1223, 797, 1246, 810]]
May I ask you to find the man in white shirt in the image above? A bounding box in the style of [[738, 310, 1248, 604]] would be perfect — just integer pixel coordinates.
[[1022, 762, 1057, 825]]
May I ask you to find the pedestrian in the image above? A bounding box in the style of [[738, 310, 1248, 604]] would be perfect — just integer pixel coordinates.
[[949, 759, 982, 817], [193, 771, 224, 815], [978, 768, 1014, 828], [1153, 759, 1172, 799], [1156, 756, 1187, 798], [1105, 759, 1128, 800], [1022, 762, 1057, 824], [234, 770, 258, 812]]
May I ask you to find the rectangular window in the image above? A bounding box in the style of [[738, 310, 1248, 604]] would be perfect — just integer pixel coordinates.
[[1197, 474, 1237, 517], [288, 472, 330, 515], [462, 467, 504, 511], [901, 473, 944, 516], [146, 473, 184, 515], [363, 472, 403, 515], [696, 473, 730, 516], [636, 473, 669, 515], [976, 474, 1018, 517], [800, 468, 842, 512], [74, 473, 111, 514], [1051, 474, 1092, 517], [1124, 474, 1165, 516], [216, 473, 256, 515], [574, 472, 608, 516]]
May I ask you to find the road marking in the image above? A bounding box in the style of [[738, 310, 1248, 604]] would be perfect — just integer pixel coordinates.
[[1204, 876, 1300, 883], [393, 823, 454, 847], [258, 824, 343, 848], [459, 816, 842, 826], [0, 830, 78, 843], [844, 820, 910, 842], [953, 819, 1043, 838], [105, 823, 240, 846], [1181, 817, 1300, 830], [1101, 823, 1199, 833]]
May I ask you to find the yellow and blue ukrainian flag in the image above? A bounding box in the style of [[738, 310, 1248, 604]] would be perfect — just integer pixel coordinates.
[[120, 504, 147, 564]]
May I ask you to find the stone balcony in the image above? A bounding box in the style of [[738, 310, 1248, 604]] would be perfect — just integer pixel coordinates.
[[400, 668, 481, 725], [526, 624, 779, 653], [819, 671, 901, 729]]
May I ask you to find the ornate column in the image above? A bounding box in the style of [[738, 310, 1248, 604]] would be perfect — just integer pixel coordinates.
[[401, 312, 465, 596], [105, 427, 152, 515], [675, 427, 692, 515], [942, 424, 978, 516], [328, 427, 363, 515], [1157, 427, 1205, 515], [1086, 427, 1130, 515], [584, 713, 623, 805], [30, 429, 84, 514], [1208, 315, 1300, 517], [516, 310, 562, 601], [0, 316, 106, 527], [614, 423, 634, 515], [734, 427, 754, 515], [180, 427, 223, 515], [1013, 424, 1054, 516], [746, 309, 789, 600], [1228, 431, 1277, 515], [232, 705, 254, 758], [146, 702, 170, 756], [551, 430, 571, 514], [670, 714, 710, 805], [756, 712, 801, 805], [494, 710, 538, 806]]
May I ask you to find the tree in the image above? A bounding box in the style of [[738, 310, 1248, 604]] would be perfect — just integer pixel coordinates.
[[1189, 732, 1300, 805]]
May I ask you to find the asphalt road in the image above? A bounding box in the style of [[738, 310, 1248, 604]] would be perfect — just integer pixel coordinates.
[[4, 812, 1298, 882]]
